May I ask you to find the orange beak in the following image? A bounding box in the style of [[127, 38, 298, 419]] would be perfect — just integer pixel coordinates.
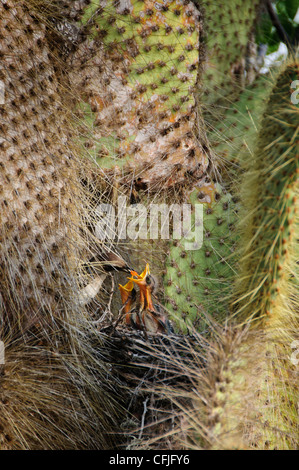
[[128, 263, 155, 312], [118, 279, 135, 313], [129, 264, 149, 280]]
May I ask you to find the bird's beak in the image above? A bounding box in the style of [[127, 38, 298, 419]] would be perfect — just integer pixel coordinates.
[[128, 264, 154, 311], [119, 279, 135, 313], [129, 263, 150, 280]]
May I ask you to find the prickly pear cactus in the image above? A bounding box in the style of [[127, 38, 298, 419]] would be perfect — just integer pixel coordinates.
[[0, 0, 122, 450], [234, 59, 299, 329], [0, 0, 83, 331], [164, 184, 238, 332], [72, 0, 210, 190], [200, 0, 262, 108], [203, 58, 299, 451], [199, 0, 265, 171], [207, 74, 272, 168], [1, 0, 297, 452], [199, 326, 299, 450]]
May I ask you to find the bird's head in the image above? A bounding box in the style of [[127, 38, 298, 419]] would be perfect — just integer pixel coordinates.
[[128, 263, 155, 311]]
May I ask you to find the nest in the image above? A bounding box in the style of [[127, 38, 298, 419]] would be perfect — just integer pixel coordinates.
[[96, 324, 208, 449]]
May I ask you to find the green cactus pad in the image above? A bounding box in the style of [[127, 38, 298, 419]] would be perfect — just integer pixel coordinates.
[[208, 74, 272, 167], [163, 184, 238, 333], [199, 0, 264, 171], [72, 0, 209, 189], [200, 0, 261, 107]]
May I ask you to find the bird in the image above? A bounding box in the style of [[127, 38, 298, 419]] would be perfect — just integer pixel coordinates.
[[119, 264, 173, 335]]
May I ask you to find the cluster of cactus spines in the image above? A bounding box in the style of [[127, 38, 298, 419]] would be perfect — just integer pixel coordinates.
[[248, 341, 298, 450], [193, 328, 298, 450], [196, 58, 299, 450], [197, 328, 256, 450], [198, 0, 264, 173], [0, 0, 123, 449], [207, 74, 272, 169], [233, 59, 299, 330], [197, 325, 299, 450], [0, 330, 122, 450], [230, 59, 298, 449], [71, 0, 210, 190], [163, 184, 238, 333], [0, 0, 82, 331], [200, 0, 262, 109], [44, 0, 91, 22]]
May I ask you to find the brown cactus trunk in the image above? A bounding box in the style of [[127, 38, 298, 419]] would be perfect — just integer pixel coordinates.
[[0, 0, 83, 332]]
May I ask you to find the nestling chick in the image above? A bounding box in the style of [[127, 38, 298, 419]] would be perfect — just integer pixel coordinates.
[[119, 264, 173, 335]]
